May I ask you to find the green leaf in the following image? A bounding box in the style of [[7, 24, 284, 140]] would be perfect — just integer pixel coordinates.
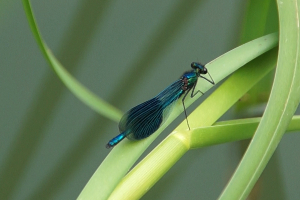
[[219, 0, 300, 199], [108, 115, 300, 199], [79, 33, 279, 200], [22, 0, 122, 122], [106, 47, 278, 200], [192, 115, 300, 148]]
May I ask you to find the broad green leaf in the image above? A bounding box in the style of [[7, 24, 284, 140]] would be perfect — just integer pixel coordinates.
[[219, 0, 300, 199], [81, 33, 279, 200], [107, 47, 278, 200]]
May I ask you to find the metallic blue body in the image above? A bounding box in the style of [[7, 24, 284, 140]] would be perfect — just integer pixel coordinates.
[[106, 62, 214, 148]]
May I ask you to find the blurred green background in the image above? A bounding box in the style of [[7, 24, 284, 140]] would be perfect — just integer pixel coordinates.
[[1, 0, 300, 199]]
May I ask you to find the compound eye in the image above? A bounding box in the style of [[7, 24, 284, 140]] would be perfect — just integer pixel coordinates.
[[191, 62, 196, 69], [202, 67, 207, 74]]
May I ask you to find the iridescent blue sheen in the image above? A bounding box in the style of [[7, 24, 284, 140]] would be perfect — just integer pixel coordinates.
[[106, 62, 214, 148]]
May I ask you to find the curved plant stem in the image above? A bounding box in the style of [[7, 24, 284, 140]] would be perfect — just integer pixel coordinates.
[[218, 0, 300, 199]]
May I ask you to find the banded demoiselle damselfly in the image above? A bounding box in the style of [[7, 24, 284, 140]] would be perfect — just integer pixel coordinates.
[[106, 62, 214, 148]]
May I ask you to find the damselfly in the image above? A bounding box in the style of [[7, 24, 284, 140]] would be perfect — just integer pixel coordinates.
[[106, 62, 214, 148]]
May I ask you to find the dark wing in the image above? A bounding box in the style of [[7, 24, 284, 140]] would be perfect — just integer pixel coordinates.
[[119, 97, 163, 140], [119, 80, 184, 140]]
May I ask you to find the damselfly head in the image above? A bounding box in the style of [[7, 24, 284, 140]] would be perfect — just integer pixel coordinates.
[[191, 62, 207, 74]]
